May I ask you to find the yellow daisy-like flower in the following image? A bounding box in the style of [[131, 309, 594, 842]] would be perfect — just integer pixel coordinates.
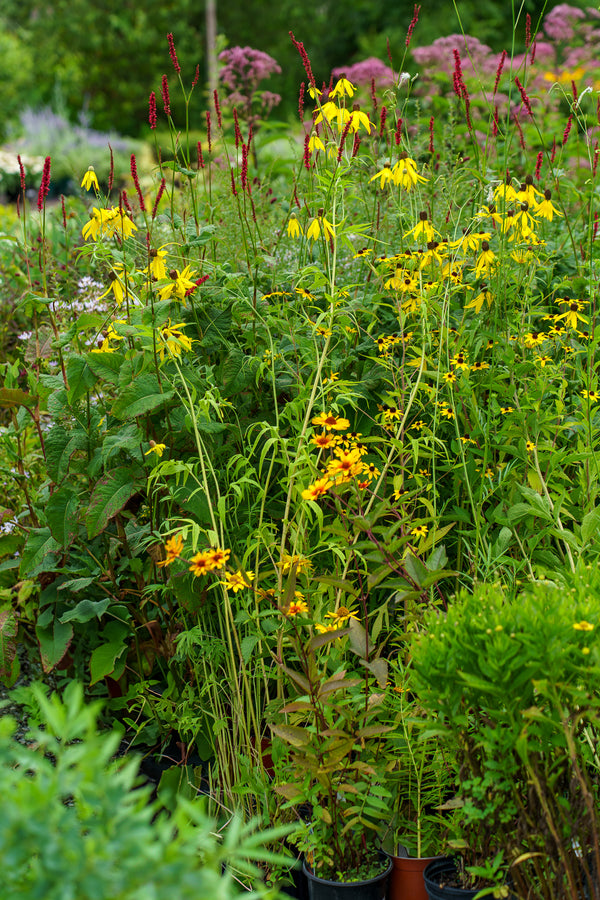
[[157, 533, 184, 567], [526, 441, 536, 452], [157, 320, 193, 362], [144, 442, 167, 458], [308, 133, 325, 153], [369, 164, 395, 190], [314, 622, 340, 634], [189, 551, 215, 577], [312, 432, 339, 449], [287, 216, 303, 238], [574, 621, 595, 631], [285, 598, 310, 616], [81, 166, 100, 192], [391, 157, 428, 191], [158, 265, 198, 302], [312, 411, 350, 431], [278, 553, 313, 575], [326, 448, 363, 481], [405, 212, 437, 243], [221, 569, 255, 592], [581, 389, 600, 402], [500, 406, 514, 414], [474, 241, 497, 277], [325, 605, 359, 625], [82, 206, 137, 241], [330, 76, 356, 99], [302, 476, 333, 501], [410, 524, 429, 539], [307, 213, 335, 242], [205, 547, 231, 570]]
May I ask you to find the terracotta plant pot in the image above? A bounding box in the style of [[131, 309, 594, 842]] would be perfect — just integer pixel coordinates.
[[389, 852, 443, 900]]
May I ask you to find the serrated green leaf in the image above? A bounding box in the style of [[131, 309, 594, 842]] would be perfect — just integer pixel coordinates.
[[44, 426, 88, 483], [67, 356, 97, 404], [85, 467, 140, 538], [20, 528, 60, 578], [111, 374, 174, 419], [86, 350, 125, 385]]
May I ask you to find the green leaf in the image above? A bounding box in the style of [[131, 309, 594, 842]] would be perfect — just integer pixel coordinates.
[[86, 351, 125, 385], [44, 426, 88, 483], [46, 485, 80, 548], [20, 528, 60, 578], [269, 724, 310, 748], [66, 356, 97, 404], [59, 598, 111, 624], [0, 387, 37, 408], [85, 467, 140, 538], [111, 374, 174, 419], [36, 617, 73, 673], [89, 620, 131, 685], [581, 507, 600, 544]]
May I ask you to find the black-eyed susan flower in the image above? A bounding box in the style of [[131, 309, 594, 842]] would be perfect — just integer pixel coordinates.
[[82, 206, 137, 241], [526, 441, 536, 452], [189, 551, 215, 577], [301, 476, 333, 501], [312, 411, 350, 431], [206, 547, 231, 570], [312, 432, 339, 449], [581, 389, 599, 402], [500, 406, 514, 414], [81, 166, 100, 192], [405, 211, 437, 243], [555, 298, 589, 330], [326, 448, 363, 482], [221, 569, 254, 592], [410, 524, 429, 539], [308, 133, 325, 153], [157, 533, 184, 567], [443, 371, 457, 384]]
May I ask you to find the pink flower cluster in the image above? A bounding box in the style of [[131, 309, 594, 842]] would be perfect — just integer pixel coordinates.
[[331, 57, 395, 88], [218, 46, 282, 122]]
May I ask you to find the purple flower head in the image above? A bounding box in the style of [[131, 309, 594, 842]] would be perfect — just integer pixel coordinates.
[[331, 58, 394, 88], [218, 46, 282, 123], [543, 4, 586, 41]]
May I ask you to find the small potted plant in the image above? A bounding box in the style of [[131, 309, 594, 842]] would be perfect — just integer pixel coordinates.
[[269, 615, 393, 898], [382, 664, 457, 900]]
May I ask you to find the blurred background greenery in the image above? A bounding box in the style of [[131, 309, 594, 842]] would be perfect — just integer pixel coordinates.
[[0, 0, 586, 141]]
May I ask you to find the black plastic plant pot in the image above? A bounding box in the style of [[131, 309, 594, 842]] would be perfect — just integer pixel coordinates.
[[302, 855, 392, 900], [423, 858, 482, 899]]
